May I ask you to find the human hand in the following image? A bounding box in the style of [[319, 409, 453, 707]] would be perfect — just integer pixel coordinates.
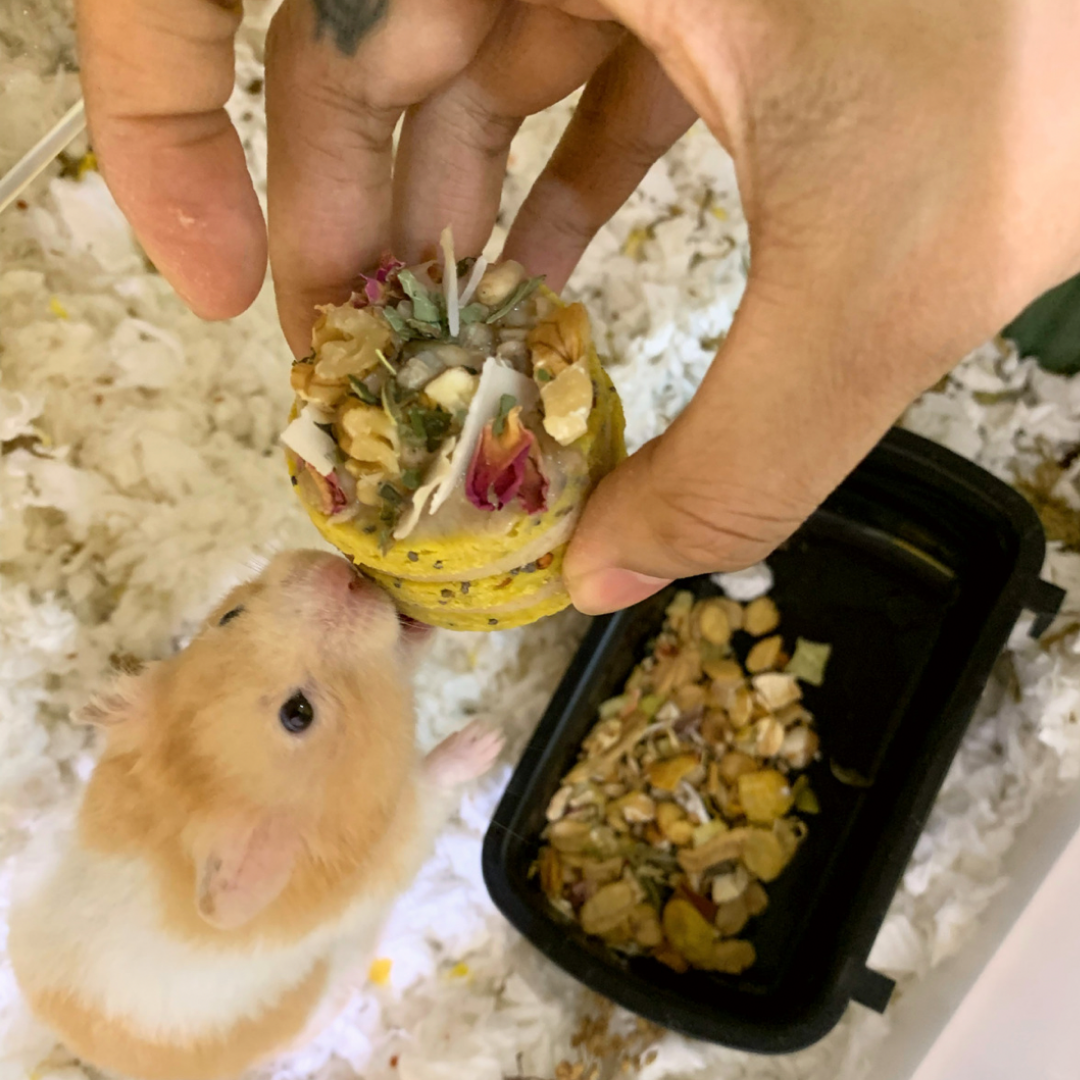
[[75, 0, 693, 350], [75, 0, 1080, 621], [540, 0, 1080, 613]]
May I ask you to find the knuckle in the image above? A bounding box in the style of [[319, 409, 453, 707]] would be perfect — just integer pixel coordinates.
[[435, 89, 521, 160]]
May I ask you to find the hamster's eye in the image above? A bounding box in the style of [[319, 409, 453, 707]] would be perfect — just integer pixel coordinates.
[[279, 691, 315, 734], [218, 606, 244, 626]]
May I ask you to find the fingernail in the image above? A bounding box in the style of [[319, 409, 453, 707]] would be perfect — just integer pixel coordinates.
[[569, 568, 673, 616]]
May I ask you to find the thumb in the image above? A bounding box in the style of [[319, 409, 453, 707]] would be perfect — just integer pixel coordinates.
[[563, 281, 939, 616]]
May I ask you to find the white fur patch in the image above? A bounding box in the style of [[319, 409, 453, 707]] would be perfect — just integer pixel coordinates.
[[10, 839, 387, 1043], [8, 782, 447, 1048]]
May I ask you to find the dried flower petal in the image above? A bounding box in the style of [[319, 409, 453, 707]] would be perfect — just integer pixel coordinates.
[[355, 255, 404, 307], [465, 406, 548, 513]]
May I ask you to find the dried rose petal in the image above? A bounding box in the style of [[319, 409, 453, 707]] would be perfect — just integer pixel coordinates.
[[465, 406, 548, 513], [352, 255, 404, 308], [323, 466, 350, 515], [518, 441, 549, 514]]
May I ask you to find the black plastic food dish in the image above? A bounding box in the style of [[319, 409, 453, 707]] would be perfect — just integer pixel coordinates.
[[482, 426, 1064, 1054]]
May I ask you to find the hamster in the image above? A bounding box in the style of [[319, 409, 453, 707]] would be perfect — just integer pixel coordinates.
[[9, 550, 503, 1080]]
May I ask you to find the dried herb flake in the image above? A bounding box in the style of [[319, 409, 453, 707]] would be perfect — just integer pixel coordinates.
[[348, 375, 379, 405], [486, 276, 544, 323], [397, 270, 442, 324]]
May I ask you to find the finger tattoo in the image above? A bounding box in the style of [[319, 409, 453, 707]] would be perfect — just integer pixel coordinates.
[[311, 0, 389, 55]]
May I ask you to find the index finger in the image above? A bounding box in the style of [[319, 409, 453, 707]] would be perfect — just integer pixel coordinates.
[[76, 0, 267, 319], [264, 0, 502, 356]]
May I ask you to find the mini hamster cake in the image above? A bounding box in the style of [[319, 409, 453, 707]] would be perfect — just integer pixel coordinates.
[[283, 230, 626, 631]]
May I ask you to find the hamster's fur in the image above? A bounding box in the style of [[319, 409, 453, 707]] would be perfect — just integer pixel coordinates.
[[9, 550, 502, 1080]]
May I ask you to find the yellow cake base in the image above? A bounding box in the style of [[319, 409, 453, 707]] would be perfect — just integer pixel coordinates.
[[288, 290, 626, 631]]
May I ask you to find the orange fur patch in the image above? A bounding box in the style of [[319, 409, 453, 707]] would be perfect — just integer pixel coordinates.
[[77, 554, 421, 946], [29, 961, 327, 1080]]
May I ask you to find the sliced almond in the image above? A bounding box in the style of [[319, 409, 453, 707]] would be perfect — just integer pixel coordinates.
[[745, 635, 783, 673], [705, 657, 744, 685], [754, 717, 785, 758], [752, 672, 802, 711], [782, 725, 820, 769], [696, 600, 732, 646], [580, 880, 637, 936], [744, 596, 780, 636]]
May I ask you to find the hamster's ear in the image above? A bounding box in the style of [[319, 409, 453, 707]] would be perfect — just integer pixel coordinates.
[[193, 812, 301, 931], [72, 666, 157, 727]]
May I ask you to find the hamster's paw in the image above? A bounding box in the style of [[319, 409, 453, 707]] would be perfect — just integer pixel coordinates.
[[424, 721, 505, 788]]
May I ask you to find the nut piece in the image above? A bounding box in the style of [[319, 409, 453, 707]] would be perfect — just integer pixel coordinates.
[[628, 903, 664, 948], [549, 820, 593, 854], [613, 791, 656, 823], [474, 260, 526, 307], [752, 672, 802, 711], [705, 657, 743, 685], [291, 361, 349, 407], [580, 879, 637, 935], [645, 753, 700, 792], [696, 600, 732, 646], [727, 685, 754, 726], [717, 598, 745, 632], [737, 769, 794, 824], [311, 306, 394, 382], [655, 646, 703, 696], [746, 635, 783, 673], [714, 896, 750, 937], [718, 751, 758, 785], [754, 717, 785, 758], [653, 944, 690, 974], [546, 785, 574, 822], [424, 368, 479, 414], [538, 846, 563, 898], [744, 880, 769, 916], [677, 828, 747, 874], [335, 400, 400, 474], [581, 856, 625, 886], [782, 725, 820, 769], [674, 683, 707, 714], [540, 360, 593, 446], [709, 939, 756, 974], [296, 464, 337, 516], [656, 802, 694, 846], [692, 817, 729, 848], [662, 898, 718, 967], [528, 302, 592, 378], [744, 596, 780, 637], [711, 864, 750, 904], [740, 827, 791, 882]]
